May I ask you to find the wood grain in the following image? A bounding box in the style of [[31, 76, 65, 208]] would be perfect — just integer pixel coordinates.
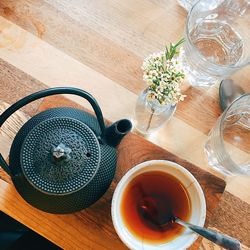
[[206, 191, 250, 246], [0, 58, 46, 116], [0, 102, 29, 161], [0, 0, 144, 94], [0, 0, 233, 136], [176, 86, 222, 135]]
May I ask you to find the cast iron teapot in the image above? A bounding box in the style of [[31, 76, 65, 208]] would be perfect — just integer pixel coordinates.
[[0, 87, 132, 214]]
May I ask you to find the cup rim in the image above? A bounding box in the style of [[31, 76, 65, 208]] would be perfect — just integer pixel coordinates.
[[111, 159, 206, 250], [219, 93, 250, 128]]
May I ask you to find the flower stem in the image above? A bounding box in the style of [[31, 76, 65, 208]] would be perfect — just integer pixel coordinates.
[[146, 108, 155, 132]]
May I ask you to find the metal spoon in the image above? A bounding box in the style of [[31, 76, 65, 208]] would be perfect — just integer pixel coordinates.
[[138, 196, 241, 250], [219, 79, 245, 111]]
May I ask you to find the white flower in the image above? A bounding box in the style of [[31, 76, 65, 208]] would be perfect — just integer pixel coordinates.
[[142, 47, 185, 105]]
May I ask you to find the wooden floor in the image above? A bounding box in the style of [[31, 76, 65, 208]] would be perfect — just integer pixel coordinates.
[[0, 1, 249, 249]]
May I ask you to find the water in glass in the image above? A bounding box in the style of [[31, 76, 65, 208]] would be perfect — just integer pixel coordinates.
[[181, 0, 250, 87]]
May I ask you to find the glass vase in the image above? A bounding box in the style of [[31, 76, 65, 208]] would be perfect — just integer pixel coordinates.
[[134, 88, 176, 135]]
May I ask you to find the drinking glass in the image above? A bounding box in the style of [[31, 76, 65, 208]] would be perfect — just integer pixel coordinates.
[[205, 93, 250, 176], [177, 0, 198, 11], [180, 0, 250, 87]]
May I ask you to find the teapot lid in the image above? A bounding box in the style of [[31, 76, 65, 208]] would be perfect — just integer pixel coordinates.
[[20, 117, 100, 195]]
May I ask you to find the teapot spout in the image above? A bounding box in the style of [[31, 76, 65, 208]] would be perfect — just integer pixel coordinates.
[[104, 119, 132, 147]]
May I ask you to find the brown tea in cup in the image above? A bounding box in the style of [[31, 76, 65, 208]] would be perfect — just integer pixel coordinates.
[[120, 170, 191, 244]]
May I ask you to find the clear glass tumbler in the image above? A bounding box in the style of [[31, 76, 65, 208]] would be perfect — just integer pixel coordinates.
[[205, 93, 250, 176], [180, 0, 250, 87], [177, 0, 198, 11]]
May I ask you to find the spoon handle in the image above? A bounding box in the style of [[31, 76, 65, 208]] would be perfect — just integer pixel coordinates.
[[176, 218, 241, 250]]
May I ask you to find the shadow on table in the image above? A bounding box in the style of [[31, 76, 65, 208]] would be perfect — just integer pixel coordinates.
[[0, 212, 61, 250]]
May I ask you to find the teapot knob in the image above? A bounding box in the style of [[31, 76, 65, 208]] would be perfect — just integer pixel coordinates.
[[52, 143, 72, 163]]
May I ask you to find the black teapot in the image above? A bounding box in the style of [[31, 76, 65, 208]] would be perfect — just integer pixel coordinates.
[[0, 87, 132, 214]]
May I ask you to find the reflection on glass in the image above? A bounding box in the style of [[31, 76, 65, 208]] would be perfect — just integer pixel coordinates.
[[205, 94, 250, 176]]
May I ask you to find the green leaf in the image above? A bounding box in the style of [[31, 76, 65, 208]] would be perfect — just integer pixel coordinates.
[[165, 46, 169, 60], [174, 38, 185, 48], [165, 38, 185, 60]]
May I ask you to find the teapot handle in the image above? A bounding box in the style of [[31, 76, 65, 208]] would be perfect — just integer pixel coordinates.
[[0, 87, 106, 176]]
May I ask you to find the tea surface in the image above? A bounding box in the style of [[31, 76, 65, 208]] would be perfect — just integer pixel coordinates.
[[121, 170, 191, 244]]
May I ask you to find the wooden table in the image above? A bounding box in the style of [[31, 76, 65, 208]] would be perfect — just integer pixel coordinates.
[[0, 1, 249, 249]]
